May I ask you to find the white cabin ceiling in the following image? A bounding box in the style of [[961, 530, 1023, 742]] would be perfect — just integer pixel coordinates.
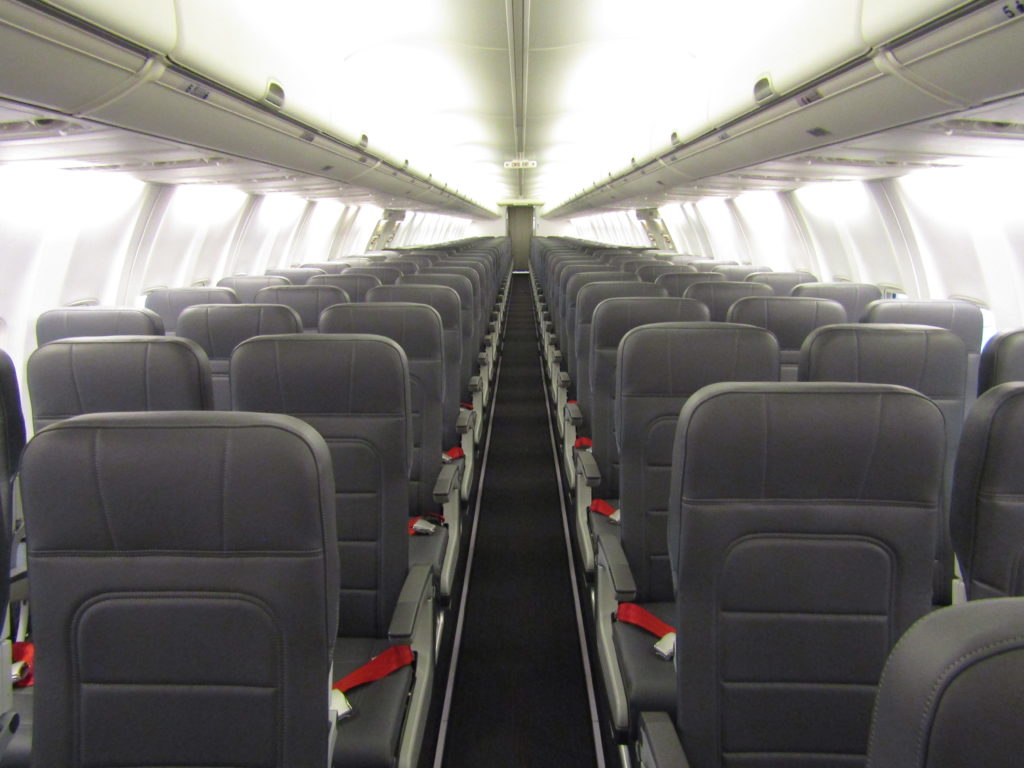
[[0, 0, 1021, 219]]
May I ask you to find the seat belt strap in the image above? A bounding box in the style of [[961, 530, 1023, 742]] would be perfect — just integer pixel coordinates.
[[589, 498, 620, 524], [616, 603, 676, 660], [331, 645, 415, 720], [460, 401, 474, 410], [443, 446, 465, 462], [574, 437, 592, 449]]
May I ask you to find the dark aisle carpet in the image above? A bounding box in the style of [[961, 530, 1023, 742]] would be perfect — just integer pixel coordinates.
[[442, 273, 596, 767]]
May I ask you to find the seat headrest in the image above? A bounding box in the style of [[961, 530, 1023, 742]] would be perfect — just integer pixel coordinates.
[[177, 304, 303, 358], [21, 411, 333, 553], [864, 299, 983, 353], [36, 307, 165, 345], [675, 382, 944, 503], [318, 303, 443, 360], [591, 297, 713, 349]]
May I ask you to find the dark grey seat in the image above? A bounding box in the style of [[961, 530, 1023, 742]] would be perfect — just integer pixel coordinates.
[[690, 259, 737, 272], [866, 597, 1024, 768], [265, 266, 326, 285], [727, 295, 846, 380], [344, 266, 403, 286], [800, 323, 966, 605], [636, 381, 945, 768], [560, 271, 632, 388], [864, 299, 984, 414], [712, 264, 772, 281], [216, 274, 290, 302], [979, 328, 1024, 395], [748, 270, 818, 296], [301, 261, 352, 274], [35, 306, 164, 345], [318, 303, 462, 597], [230, 334, 435, 768], [596, 323, 779, 738], [176, 303, 303, 409], [254, 284, 349, 331], [683, 280, 773, 321], [27, 336, 214, 431], [383, 260, 421, 276], [144, 287, 238, 334], [951, 382, 1024, 600], [636, 264, 697, 283], [791, 281, 883, 321], [19, 411, 339, 768], [310, 273, 383, 303], [653, 270, 724, 297]]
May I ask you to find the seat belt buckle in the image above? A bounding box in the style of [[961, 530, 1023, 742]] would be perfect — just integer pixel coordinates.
[[331, 689, 354, 721], [412, 518, 439, 535], [654, 631, 676, 661]]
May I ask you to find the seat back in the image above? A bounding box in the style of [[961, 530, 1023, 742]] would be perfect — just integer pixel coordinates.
[[589, 298, 710, 500], [300, 261, 351, 274], [636, 264, 697, 283], [264, 266, 325, 285], [216, 274, 290, 303], [748, 270, 818, 296], [319, 304, 445, 516], [254, 285, 348, 330], [421, 266, 484, 352], [979, 328, 1024, 395], [864, 299, 984, 413], [177, 304, 303, 409], [712, 264, 772, 281], [951, 382, 1024, 600], [231, 334, 411, 638], [791, 281, 882, 321], [36, 307, 164, 345], [684, 280, 773, 321], [866, 597, 1024, 768], [144, 287, 238, 333], [654, 271, 724, 297], [366, 284, 462, 446], [562, 271, 633, 380], [618, 323, 779, 601], [800, 323, 966, 604], [727, 296, 846, 380], [343, 266, 403, 286], [401, 273, 476, 396], [671, 382, 944, 768], [309, 273, 382, 303], [574, 282, 671, 419], [21, 411, 339, 768], [27, 336, 214, 431], [384, 260, 421, 276]]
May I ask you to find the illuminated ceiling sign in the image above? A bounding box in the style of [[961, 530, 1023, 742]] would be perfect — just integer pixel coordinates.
[[504, 159, 538, 169]]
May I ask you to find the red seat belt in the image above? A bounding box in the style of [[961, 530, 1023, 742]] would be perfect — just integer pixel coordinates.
[[616, 603, 676, 660], [574, 437, 592, 449], [331, 645, 415, 719], [589, 498, 620, 523]]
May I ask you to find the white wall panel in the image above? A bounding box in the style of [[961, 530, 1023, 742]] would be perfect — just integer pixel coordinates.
[[731, 191, 807, 269]]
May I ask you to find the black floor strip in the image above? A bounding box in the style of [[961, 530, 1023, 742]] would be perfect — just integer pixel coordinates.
[[439, 274, 598, 767]]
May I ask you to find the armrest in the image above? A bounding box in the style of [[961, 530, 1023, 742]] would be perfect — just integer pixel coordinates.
[[0, 710, 20, 760], [388, 564, 433, 643], [597, 533, 637, 602], [557, 371, 571, 391], [432, 462, 461, 504], [468, 375, 482, 393], [575, 448, 602, 488], [564, 401, 583, 427], [477, 352, 489, 367], [456, 407, 476, 433], [637, 712, 689, 768]]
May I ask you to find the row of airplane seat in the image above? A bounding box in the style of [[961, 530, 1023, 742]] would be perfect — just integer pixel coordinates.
[[0, 237, 512, 767], [529, 237, 1024, 762]]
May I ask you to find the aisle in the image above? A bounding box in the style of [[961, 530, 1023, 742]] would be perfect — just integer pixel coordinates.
[[437, 273, 598, 767]]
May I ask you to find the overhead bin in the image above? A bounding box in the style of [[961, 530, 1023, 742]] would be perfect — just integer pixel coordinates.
[[0, 0, 495, 218], [44, 0, 177, 52], [547, 3, 1024, 218]]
